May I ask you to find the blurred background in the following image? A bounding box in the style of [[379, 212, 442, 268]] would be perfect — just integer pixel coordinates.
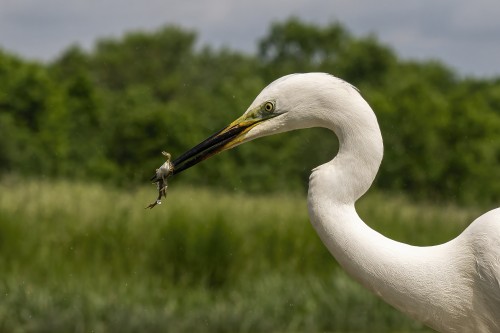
[[0, 0, 499, 332]]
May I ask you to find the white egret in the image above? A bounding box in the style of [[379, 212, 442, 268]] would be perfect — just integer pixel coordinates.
[[151, 73, 500, 332]]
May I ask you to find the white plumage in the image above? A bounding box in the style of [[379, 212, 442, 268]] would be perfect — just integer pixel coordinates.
[[156, 73, 500, 332], [242, 73, 500, 333]]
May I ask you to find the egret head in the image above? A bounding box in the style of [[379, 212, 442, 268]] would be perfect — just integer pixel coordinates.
[[156, 72, 361, 178]]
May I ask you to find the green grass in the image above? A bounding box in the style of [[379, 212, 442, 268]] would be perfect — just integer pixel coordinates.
[[0, 177, 480, 332]]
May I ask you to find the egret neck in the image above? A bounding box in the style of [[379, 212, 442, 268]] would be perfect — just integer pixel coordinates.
[[306, 92, 473, 332]]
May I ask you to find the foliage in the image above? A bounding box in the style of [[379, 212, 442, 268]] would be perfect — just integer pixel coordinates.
[[0, 19, 499, 205], [0, 178, 478, 332]]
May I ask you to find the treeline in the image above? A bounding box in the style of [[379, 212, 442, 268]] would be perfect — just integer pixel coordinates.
[[0, 18, 499, 205]]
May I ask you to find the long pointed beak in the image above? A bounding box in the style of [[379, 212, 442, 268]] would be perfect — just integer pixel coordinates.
[[171, 119, 254, 176], [150, 114, 260, 182], [150, 99, 281, 183]]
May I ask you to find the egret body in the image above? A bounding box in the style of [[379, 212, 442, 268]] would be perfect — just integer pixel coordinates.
[[153, 73, 500, 333]]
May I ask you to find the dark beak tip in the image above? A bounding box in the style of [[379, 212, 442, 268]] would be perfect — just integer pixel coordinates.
[[152, 122, 248, 179]]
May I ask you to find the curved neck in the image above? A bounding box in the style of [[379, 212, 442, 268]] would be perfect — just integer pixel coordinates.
[[310, 95, 384, 204], [306, 101, 471, 331]]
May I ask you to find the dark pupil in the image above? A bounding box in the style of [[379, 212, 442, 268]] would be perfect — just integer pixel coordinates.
[[266, 103, 272, 111]]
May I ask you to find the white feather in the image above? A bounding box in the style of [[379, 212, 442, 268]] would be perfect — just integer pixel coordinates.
[[242, 73, 500, 333]]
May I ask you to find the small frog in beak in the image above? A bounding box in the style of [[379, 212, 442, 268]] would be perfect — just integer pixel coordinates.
[[146, 151, 174, 209]]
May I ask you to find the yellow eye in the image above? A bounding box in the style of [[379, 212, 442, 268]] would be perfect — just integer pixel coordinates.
[[264, 101, 275, 112]]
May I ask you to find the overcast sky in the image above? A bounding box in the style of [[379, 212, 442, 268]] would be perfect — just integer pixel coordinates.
[[1, 0, 500, 77]]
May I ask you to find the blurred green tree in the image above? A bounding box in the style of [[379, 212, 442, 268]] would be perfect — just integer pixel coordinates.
[[0, 19, 498, 205], [0, 50, 69, 175]]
